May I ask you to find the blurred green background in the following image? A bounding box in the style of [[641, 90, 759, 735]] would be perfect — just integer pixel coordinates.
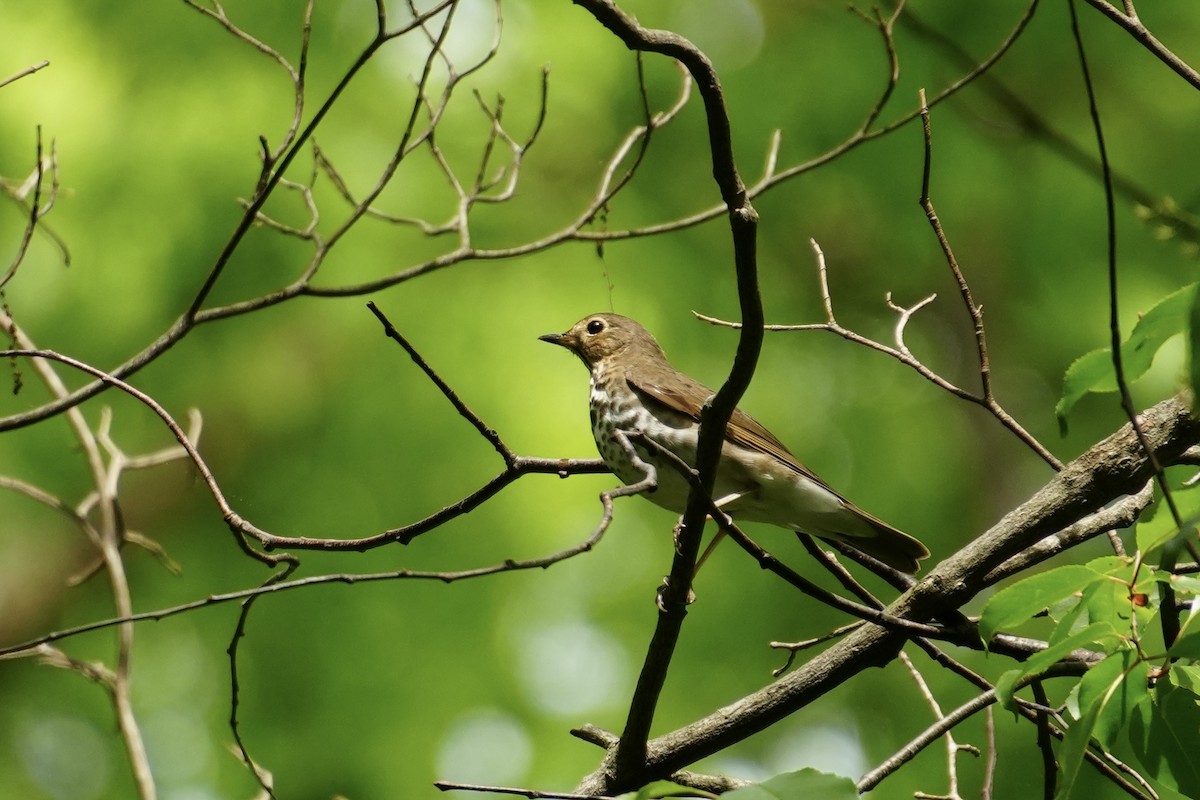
[[1, 0, 1197, 798]]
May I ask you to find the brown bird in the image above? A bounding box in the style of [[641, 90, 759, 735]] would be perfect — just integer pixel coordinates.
[[540, 313, 929, 573]]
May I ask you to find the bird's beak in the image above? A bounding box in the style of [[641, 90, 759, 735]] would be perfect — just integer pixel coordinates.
[[539, 331, 569, 348]]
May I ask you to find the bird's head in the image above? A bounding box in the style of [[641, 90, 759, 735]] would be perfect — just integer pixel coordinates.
[[539, 313, 665, 370]]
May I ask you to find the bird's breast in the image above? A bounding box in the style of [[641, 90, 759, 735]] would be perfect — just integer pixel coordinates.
[[587, 370, 700, 512]]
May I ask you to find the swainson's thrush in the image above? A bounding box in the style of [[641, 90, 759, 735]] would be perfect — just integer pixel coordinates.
[[540, 313, 929, 573]]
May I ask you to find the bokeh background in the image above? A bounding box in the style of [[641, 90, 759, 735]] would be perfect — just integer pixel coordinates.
[[1, 1, 1197, 798]]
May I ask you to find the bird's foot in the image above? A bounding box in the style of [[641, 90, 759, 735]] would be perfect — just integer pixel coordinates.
[[656, 577, 696, 611]]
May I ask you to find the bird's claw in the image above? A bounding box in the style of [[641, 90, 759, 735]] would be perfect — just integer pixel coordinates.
[[656, 577, 696, 611]]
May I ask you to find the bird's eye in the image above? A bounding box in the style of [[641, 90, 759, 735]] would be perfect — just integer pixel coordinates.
[[586, 319, 604, 335]]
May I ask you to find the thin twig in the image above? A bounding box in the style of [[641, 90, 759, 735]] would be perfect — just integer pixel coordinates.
[[0, 128, 46, 291], [0, 343, 608, 558], [696, 235, 1063, 470], [0, 59, 49, 89], [917, 89, 1062, 470], [0, 1, 458, 434], [433, 781, 613, 799], [899, 651, 973, 800], [982, 705, 997, 800], [857, 664, 1084, 794], [0, 523, 623, 661]]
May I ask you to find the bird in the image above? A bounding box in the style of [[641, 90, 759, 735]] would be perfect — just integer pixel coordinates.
[[540, 313, 929, 574]]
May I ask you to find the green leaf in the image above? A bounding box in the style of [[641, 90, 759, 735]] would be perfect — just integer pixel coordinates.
[[1170, 664, 1200, 693], [627, 781, 693, 799], [1050, 578, 1122, 646], [1191, 272, 1200, 400], [1056, 282, 1196, 434], [1083, 651, 1150, 747], [1055, 651, 1148, 799], [1136, 485, 1200, 556], [980, 565, 1103, 643], [723, 769, 857, 800], [995, 622, 1119, 708], [1127, 678, 1200, 797], [1048, 560, 1125, 643], [1055, 681, 1108, 799], [1137, 508, 1181, 558], [1167, 597, 1200, 659], [1167, 573, 1200, 594]]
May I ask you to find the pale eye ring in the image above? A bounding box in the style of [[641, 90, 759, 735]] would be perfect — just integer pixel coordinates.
[[586, 319, 604, 335]]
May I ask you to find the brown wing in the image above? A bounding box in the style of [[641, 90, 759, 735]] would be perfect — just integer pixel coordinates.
[[627, 370, 930, 572], [625, 370, 842, 497]]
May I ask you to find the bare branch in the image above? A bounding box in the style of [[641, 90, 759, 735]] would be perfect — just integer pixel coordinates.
[[917, 90, 1062, 470], [858, 665, 1082, 794], [0, 1, 460, 434], [1083, 0, 1200, 90], [433, 781, 611, 799], [0, 59, 49, 89], [983, 482, 1154, 584], [850, 0, 907, 133], [696, 234, 1062, 469], [0, 521, 624, 661], [0, 129, 63, 291]]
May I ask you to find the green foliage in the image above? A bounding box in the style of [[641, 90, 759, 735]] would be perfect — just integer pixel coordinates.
[[1127, 672, 1200, 800], [721, 768, 858, 800], [1055, 283, 1196, 434], [979, 564, 1108, 644], [1191, 279, 1200, 402], [626, 779, 704, 798], [981, 489, 1200, 800]]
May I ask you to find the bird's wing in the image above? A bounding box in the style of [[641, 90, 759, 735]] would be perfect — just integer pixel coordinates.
[[628, 371, 929, 571], [625, 372, 841, 496]]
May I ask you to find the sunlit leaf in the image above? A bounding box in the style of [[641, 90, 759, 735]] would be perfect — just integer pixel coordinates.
[[1167, 597, 1200, 659], [1055, 684, 1107, 799], [1056, 283, 1196, 434], [981, 565, 1103, 643], [1170, 664, 1200, 693], [628, 780, 693, 799], [1050, 578, 1122, 646], [723, 768, 857, 800], [1136, 486, 1200, 556], [1168, 574, 1200, 594], [1086, 651, 1149, 747], [995, 623, 1119, 709]]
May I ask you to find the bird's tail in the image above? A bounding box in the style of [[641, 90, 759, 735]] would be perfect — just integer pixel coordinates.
[[823, 509, 930, 574]]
